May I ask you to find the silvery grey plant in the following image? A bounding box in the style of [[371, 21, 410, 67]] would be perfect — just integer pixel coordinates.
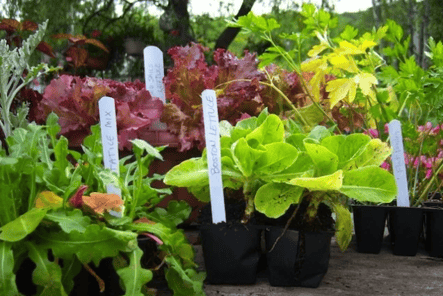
[[0, 20, 59, 142]]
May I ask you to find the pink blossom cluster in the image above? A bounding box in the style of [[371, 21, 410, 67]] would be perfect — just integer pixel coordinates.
[[367, 122, 443, 180]]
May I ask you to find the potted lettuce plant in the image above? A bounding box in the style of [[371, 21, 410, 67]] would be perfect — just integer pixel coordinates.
[[164, 110, 397, 287]]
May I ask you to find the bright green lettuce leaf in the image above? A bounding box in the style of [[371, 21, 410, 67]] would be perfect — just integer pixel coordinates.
[[321, 134, 371, 169], [340, 166, 397, 203], [254, 142, 299, 174], [0, 242, 19, 296], [319, 135, 346, 156], [261, 151, 315, 183], [38, 224, 138, 266], [333, 203, 353, 252], [306, 125, 332, 141], [45, 209, 91, 233], [232, 138, 266, 177], [27, 242, 67, 296], [219, 120, 233, 137], [289, 170, 343, 191], [0, 208, 48, 242], [164, 158, 209, 187], [345, 139, 392, 169], [255, 183, 304, 218], [188, 186, 210, 202], [304, 141, 339, 176], [246, 114, 284, 146], [286, 134, 307, 151], [116, 246, 153, 296]]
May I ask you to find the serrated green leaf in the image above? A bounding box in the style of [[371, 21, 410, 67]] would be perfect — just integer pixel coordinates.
[[27, 242, 67, 296], [45, 209, 92, 233], [116, 246, 153, 296], [164, 256, 206, 296], [38, 224, 138, 265]]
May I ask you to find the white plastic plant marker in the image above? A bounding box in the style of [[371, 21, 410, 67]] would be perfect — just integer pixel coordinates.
[[144, 45, 167, 130], [389, 119, 409, 207], [201, 89, 226, 223], [143, 46, 165, 103], [99, 96, 121, 198]]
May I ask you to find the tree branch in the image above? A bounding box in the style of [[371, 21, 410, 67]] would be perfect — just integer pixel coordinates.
[[214, 0, 256, 50]]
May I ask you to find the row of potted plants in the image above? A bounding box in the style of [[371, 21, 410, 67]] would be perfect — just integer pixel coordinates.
[[164, 109, 398, 286], [3, 3, 443, 293]]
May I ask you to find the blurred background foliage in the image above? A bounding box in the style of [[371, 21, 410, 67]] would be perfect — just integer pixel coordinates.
[[1, 0, 441, 80]]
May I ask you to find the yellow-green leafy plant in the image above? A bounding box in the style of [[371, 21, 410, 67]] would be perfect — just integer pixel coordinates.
[[230, 4, 395, 133]]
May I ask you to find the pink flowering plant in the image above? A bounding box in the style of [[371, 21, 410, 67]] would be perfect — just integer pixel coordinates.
[[367, 121, 443, 206]]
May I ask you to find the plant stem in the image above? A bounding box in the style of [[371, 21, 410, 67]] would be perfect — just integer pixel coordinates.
[[268, 200, 303, 253], [241, 180, 255, 224]]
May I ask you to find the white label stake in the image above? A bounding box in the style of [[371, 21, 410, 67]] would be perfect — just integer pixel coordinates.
[[99, 96, 121, 197], [143, 46, 165, 103], [389, 120, 409, 207], [201, 89, 226, 223]]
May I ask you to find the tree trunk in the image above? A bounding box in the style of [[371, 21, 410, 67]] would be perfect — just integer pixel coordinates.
[[214, 0, 256, 50], [159, 0, 195, 46], [407, 0, 416, 56], [371, 0, 382, 29], [419, 0, 430, 68]]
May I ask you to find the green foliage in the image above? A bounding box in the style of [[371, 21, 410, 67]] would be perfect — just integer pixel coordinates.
[[0, 242, 18, 296], [0, 114, 205, 294], [116, 246, 153, 296], [165, 111, 397, 251]]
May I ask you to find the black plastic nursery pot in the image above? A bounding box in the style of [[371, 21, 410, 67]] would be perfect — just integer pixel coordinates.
[[424, 208, 443, 258], [200, 223, 262, 285], [264, 227, 332, 288], [388, 207, 424, 256], [353, 205, 389, 254]]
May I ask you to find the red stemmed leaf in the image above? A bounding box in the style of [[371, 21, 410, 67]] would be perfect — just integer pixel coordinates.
[[69, 185, 89, 208]]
